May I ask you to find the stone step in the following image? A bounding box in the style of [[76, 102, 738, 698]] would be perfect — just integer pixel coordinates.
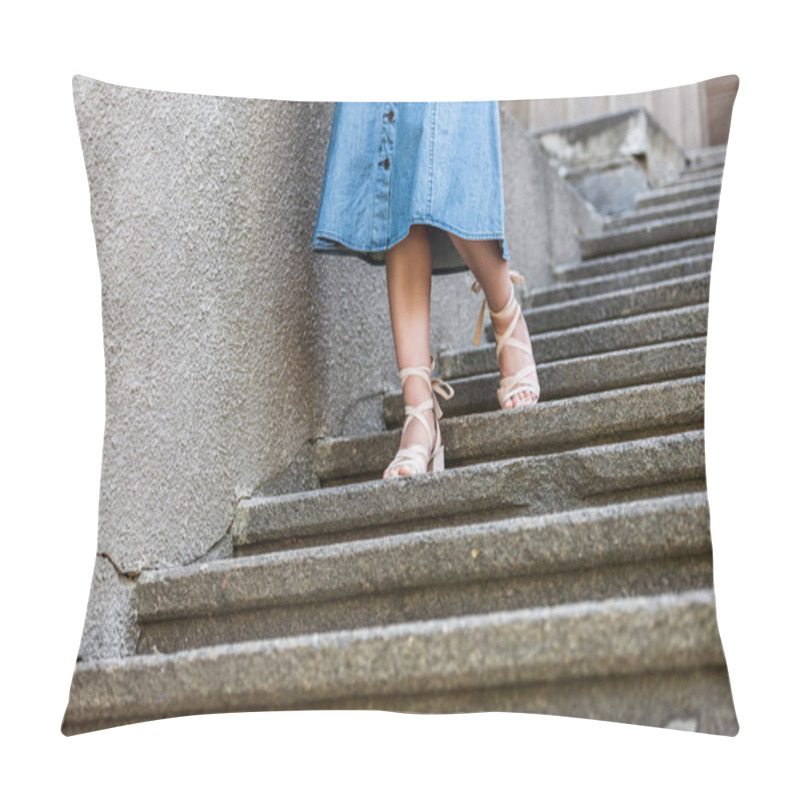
[[310, 664, 736, 733], [669, 166, 724, 185], [519, 273, 709, 335], [580, 211, 717, 260], [445, 306, 708, 378], [387, 337, 706, 427], [234, 430, 706, 555], [136, 494, 713, 654], [554, 237, 715, 282], [530, 256, 711, 306], [603, 195, 720, 231], [635, 178, 723, 209], [317, 377, 703, 484], [62, 589, 728, 735]]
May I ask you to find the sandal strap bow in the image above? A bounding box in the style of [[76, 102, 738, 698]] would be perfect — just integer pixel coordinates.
[[399, 355, 454, 420]]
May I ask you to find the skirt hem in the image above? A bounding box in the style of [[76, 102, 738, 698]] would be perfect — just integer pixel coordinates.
[[312, 220, 509, 273]]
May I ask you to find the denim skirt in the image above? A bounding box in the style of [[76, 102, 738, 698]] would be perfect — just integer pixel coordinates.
[[311, 101, 509, 276]]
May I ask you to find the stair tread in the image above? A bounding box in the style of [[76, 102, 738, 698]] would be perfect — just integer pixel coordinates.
[[234, 431, 706, 552], [604, 196, 720, 231], [555, 236, 715, 280], [64, 589, 723, 733], [635, 176, 723, 205], [580, 211, 718, 259], [441, 305, 708, 376], [529, 256, 711, 306], [316, 377, 704, 483], [384, 337, 706, 429], [137, 493, 711, 621], [582, 209, 717, 242], [525, 271, 709, 316]]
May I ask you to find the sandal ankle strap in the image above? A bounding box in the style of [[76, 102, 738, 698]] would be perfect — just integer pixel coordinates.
[[469, 270, 525, 346], [399, 354, 454, 421]]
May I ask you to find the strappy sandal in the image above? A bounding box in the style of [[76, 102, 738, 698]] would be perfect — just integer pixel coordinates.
[[383, 354, 455, 478], [471, 271, 540, 409]]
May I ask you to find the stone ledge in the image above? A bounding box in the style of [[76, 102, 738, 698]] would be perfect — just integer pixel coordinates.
[[580, 211, 717, 259], [521, 273, 710, 333], [529, 256, 711, 306], [136, 493, 711, 626], [233, 431, 706, 553], [555, 237, 715, 281], [316, 377, 704, 483], [604, 195, 720, 231], [387, 337, 706, 425], [62, 589, 723, 735], [635, 177, 723, 209]]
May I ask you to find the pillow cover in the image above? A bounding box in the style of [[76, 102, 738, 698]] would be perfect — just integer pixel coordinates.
[[62, 74, 739, 736]]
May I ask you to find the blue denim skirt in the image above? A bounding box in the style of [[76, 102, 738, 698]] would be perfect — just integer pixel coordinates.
[[311, 101, 509, 276]]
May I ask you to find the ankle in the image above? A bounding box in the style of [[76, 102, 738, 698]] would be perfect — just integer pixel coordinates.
[[489, 287, 515, 322], [401, 374, 432, 407]]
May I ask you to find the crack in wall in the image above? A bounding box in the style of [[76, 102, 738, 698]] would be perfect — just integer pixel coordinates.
[[97, 512, 236, 577], [97, 551, 140, 580]]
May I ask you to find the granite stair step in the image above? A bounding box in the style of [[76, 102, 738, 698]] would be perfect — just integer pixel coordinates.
[[513, 273, 710, 335], [387, 337, 706, 427], [668, 166, 724, 185], [554, 237, 715, 282], [136, 493, 713, 654], [528, 257, 711, 306], [397, 337, 706, 423], [233, 430, 706, 555], [580, 211, 717, 260], [603, 195, 720, 231], [443, 305, 708, 378], [635, 177, 723, 209], [62, 589, 727, 735], [317, 376, 704, 484]]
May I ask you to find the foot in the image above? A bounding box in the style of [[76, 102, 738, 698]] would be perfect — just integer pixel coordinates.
[[383, 356, 454, 480], [383, 404, 437, 479], [489, 288, 539, 410]]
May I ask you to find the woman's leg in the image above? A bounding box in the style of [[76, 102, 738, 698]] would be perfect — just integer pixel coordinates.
[[447, 234, 537, 408], [383, 225, 436, 479]]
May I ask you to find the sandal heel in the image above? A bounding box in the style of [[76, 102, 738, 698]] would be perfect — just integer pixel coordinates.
[[430, 443, 445, 472], [383, 355, 454, 480], [486, 273, 540, 409]]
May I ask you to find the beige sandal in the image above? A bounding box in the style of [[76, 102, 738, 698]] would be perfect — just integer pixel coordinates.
[[471, 271, 540, 409], [384, 355, 455, 478]]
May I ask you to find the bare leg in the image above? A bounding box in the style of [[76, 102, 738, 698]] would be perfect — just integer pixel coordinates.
[[383, 225, 436, 479], [447, 234, 537, 408]]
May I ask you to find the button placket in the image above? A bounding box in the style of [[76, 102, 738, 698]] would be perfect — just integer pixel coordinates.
[[378, 103, 397, 170], [372, 103, 397, 249]]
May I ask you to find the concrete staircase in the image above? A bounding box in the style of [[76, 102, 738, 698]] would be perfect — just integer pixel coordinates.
[[62, 145, 737, 736]]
